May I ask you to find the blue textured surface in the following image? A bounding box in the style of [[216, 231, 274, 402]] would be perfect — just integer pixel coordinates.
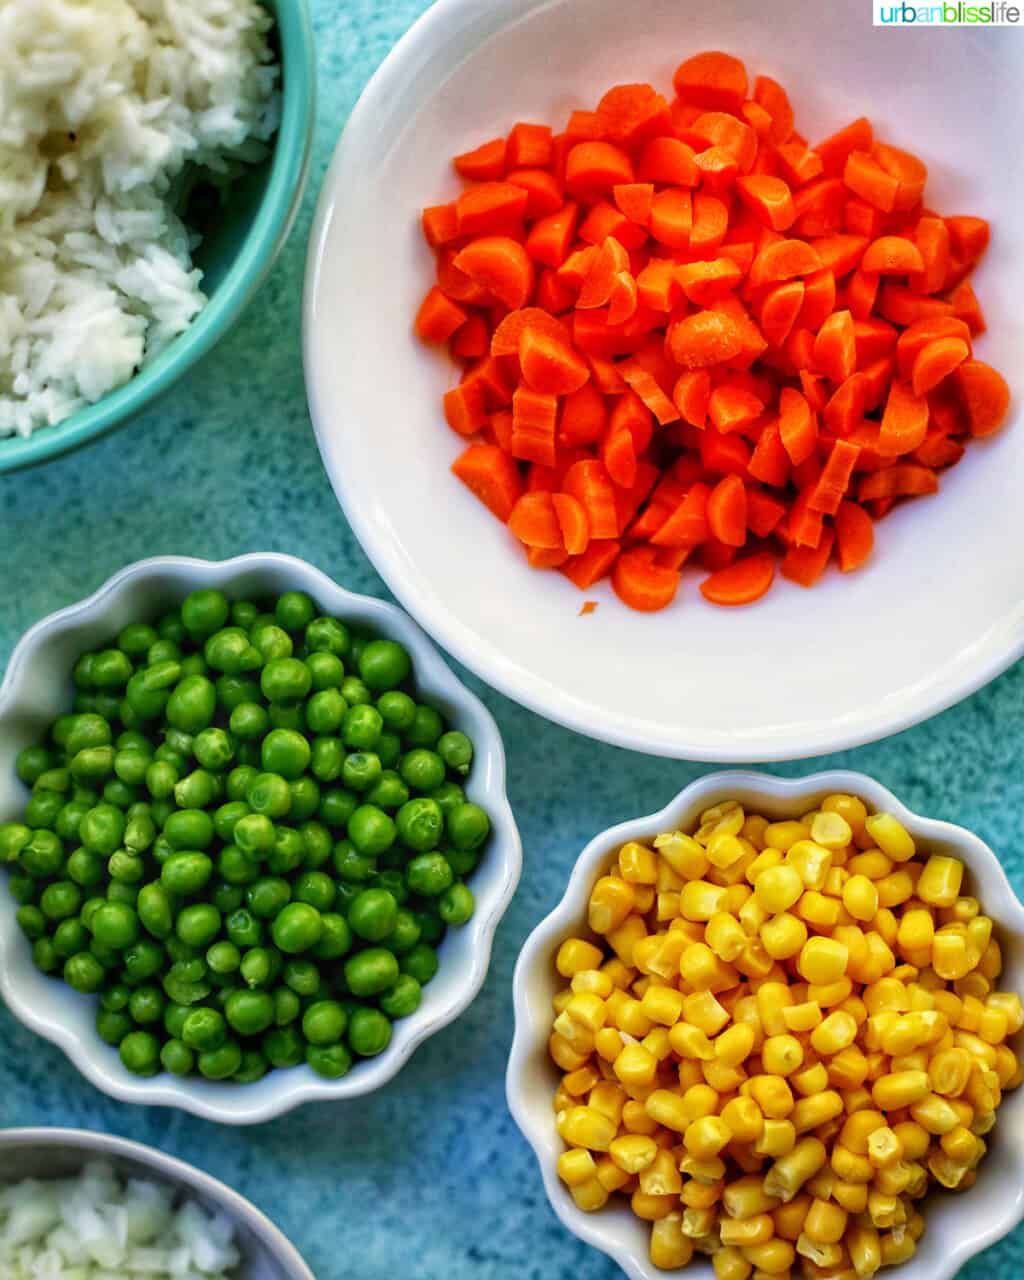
[[1, 2, 1022, 1277]]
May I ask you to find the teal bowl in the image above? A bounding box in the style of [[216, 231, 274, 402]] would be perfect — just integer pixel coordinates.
[[0, 0, 316, 475]]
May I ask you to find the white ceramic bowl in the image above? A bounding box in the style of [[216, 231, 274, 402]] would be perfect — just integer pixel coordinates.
[[0, 1127, 313, 1279], [507, 770, 1024, 1280], [0, 553, 521, 1124], [305, 0, 1024, 762]]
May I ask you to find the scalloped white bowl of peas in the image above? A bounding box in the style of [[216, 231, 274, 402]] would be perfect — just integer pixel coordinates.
[[0, 553, 521, 1124], [508, 771, 1024, 1280]]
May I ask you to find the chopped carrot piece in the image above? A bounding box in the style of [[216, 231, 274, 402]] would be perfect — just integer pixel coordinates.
[[650, 481, 710, 547], [518, 328, 590, 395], [508, 491, 563, 548], [451, 313, 489, 359], [747, 419, 790, 487], [948, 280, 986, 335], [701, 552, 775, 606], [491, 307, 571, 357], [637, 136, 699, 186], [422, 203, 460, 247], [945, 215, 990, 264], [455, 182, 528, 237], [708, 382, 763, 433], [843, 151, 898, 213], [815, 117, 874, 176], [561, 539, 620, 589], [847, 268, 880, 321], [650, 188, 695, 249], [452, 444, 523, 521], [690, 112, 758, 171], [956, 359, 1010, 436], [673, 51, 748, 114], [563, 459, 619, 539], [596, 83, 672, 148], [506, 167, 563, 219], [911, 337, 969, 397], [808, 440, 861, 514], [861, 236, 925, 275], [507, 122, 553, 169], [706, 473, 748, 547], [689, 192, 728, 256], [453, 137, 507, 181], [736, 175, 796, 230], [781, 527, 835, 587], [416, 287, 468, 343], [552, 493, 590, 555], [578, 200, 648, 250], [667, 311, 745, 368], [745, 487, 787, 537], [612, 548, 681, 611], [778, 386, 818, 465], [873, 142, 927, 212], [613, 182, 655, 226], [878, 379, 930, 456], [676, 257, 743, 305], [753, 75, 794, 144], [672, 370, 711, 428], [912, 216, 951, 294], [607, 271, 639, 326], [859, 463, 938, 501], [454, 237, 534, 310], [565, 141, 635, 200], [878, 284, 953, 327], [798, 269, 837, 331], [748, 238, 822, 287], [834, 500, 874, 572], [759, 279, 805, 347]]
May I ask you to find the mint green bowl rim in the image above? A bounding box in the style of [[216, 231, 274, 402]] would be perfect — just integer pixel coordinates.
[[0, 0, 316, 476]]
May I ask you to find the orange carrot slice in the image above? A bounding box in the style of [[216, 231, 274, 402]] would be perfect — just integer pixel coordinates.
[[700, 552, 775, 606]]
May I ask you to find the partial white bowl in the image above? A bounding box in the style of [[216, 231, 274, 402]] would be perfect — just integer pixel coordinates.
[[0, 1127, 313, 1279], [0, 553, 521, 1124], [304, 0, 1024, 762], [507, 770, 1024, 1280]]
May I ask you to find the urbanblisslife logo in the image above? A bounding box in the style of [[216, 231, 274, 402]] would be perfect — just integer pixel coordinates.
[[874, 0, 1022, 20]]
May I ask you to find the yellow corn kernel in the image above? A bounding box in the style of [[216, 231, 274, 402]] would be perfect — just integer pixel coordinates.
[[802, 1197, 847, 1244], [607, 914, 648, 967], [874, 908, 899, 949], [565, 991, 607, 1033], [588, 1079, 626, 1122], [552, 989, 573, 1016], [865, 1124, 902, 1167], [810, 1010, 858, 1057], [748, 1074, 794, 1120], [790, 1061, 829, 1098], [791, 1090, 844, 1134], [713, 1246, 754, 1280], [553, 1084, 573, 1114], [891, 1120, 930, 1161], [933, 931, 972, 982], [656, 891, 680, 922], [680, 942, 728, 991], [722, 882, 752, 913], [841, 874, 879, 923], [772, 1193, 811, 1241], [610, 993, 653, 1038], [847, 1222, 881, 1279], [636, 1089, 682, 1134], [735, 939, 774, 981], [980, 938, 1003, 981], [917, 854, 964, 908], [667, 1022, 715, 1064], [874, 870, 915, 911], [978, 1004, 1009, 1045], [634, 884, 657, 913], [548, 1032, 588, 1073], [614, 1042, 658, 1087], [795, 1232, 844, 1269], [559, 1105, 617, 1151], [594, 1026, 624, 1063], [822, 792, 868, 837], [682, 989, 731, 1035], [602, 956, 635, 989], [570, 968, 614, 999], [706, 832, 749, 871], [697, 801, 746, 841], [619, 841, 658, 884], [863, 977, 909, 1014], [750, 982, 790, 1037], [763, 1136, 827, 1202], [639, 1147, 684, 1197], [829, 1046, 869, 1091], [867, 1188, 905, 1230], [747, 846, 784, 883], [722, 1174, 780, 1219], [831, 1145, 873, 1184], [843, 1086, 874, 1116], [832, 1178, 869, 1214], [824, 866, 850, 899], [678, 875, 728, 923], [846, 849, 894, 881], [807, 811, 851, 852], [753, 864, 804, 914], [552, 1011, 594, 1055], [655, 829, 710, 879], [787, 841, 834, 892], [707, 911, 748, 963], [758, 910, 806, 961], [641, 1026, 672, 1063], [864, 813, 915, 862], [741, 1237, 794, 1275], [714, 1022, 756, 1068], [649, 1213, 694, 1269], [721, 1096, 765, 1144], [993, 1043, 1020, 1087], [879, 1232, 916, 1266], [942, 894, 980, 924], [956, 994, 986, 1033], [796, 891, 841, 930], [684, 1115, 731, 1160], [753, 1118, 795, 1159], [927, 1148, 969, 1188], [621, 1098, 658, 1135], [588, 876, 635, 934], [639, 984, 685, 1028], [760, 1034, 804, 1078], [871, 1069, 929, 1111], [778, 1001, 820, 1035], [631, 1190, 677, 1221], [940, 1124, 981, 1165], [569, 1176, 609, 1212], [557, 1147, 598, 1186], [632, 934, 666, 977], [908, 1092, 960, 1135], [742, 813, 770, 849], [985, 990, 1022, 1033], [763, 820, 809, 853], [840, 1109, 887, 1154], [563, 1065, 600, 1097], [557, 938, 605, 978], [739, 894, 770, 938], [798, 937, 849, 985], [719, 1213, 775, 1248], [956, 971, 992, 1001]]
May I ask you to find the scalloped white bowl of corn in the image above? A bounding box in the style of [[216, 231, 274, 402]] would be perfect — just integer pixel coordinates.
[[507, 771, 1024, 1280]]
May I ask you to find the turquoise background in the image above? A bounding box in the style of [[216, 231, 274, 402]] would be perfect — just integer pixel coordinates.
[[1, 1, 1022, 1276]]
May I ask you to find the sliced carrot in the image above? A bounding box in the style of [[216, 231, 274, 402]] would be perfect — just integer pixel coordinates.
[[636, 259, 681, 312], [443, 380, 488, 437], [453, 137, 506, 181], [948, 279, 986, 335], [776, 141, 825, 189], [860, 355, 895, 412], [706, 472, 748, 547], [506, 167, 563, 218], [551, 493, 590, 555], [708, 382, 763, 433], [452, 444, 523, 521], [873, 142, 927, 212], [736, 175, 796, 231], [812, 309, 856, 384], [945, 215, 990, 264], [746, 488, 787, 537], [508, 491, 563, 548], [712, 296, 768, 367], [650, 482, 710, 547], [561, 539, 620, 589], [565, 110, 605, 141], [650, 188, 695, 249], [612, 548, 681, 612], [861, 236, 925, 275], [815, 117, 874, 177], [688, 192, 729, 257], [451, 313, 489, 358], [667, 310, 745, 368], [809, 439, 860, 514], [507, 122, 552, 169], [437, 248, 491, 305], [781, 527, 835, 587], [578, 201, 648, 251], [422, 203, 459, 247], [809, 235, 868, 278], [878, 284, 953, 327], [535, 268, 575, 315], [778, 386, 818, 465], [525, 546, 569, 568], [911, 336, 969, 397], [518, 328, 590, 395], [416, 286, 468, 343], [691, 112, 758, 171], [956, 360, 1011, 437], [753, 75, 794, 144], [619, 360, 678, 425], [455, 182, 528, 238], [613, 183, 655, 226], [614, 461, 661, 534], [701, 552, 775, 606], [695, 145, 740, 191], [672, 369, 711, 428], [524, 203, 579, 269], [510, 385, 558, 466], [914, 433, 965, 469], [637, 136, 699, 186], [843, 196, 887, 239], [596, 83, 672, 147], [786, 488, 824, 548], [674, 50, 748, 112], [601, 425, 638, 489], [878, 380, 929, 456], [823, 373, 867, 437], [843, 151, 898, 213], [847, 268, 880, 321], [748, 238, 822, 287], [758, 279, 805, 347], [834, 501, 874, 572], [454, 237, 534, 310], [852, 317, 898, 367], [576, 237, 631, 309], [607, 271, 639, 326], [491, 307, 571, 357], [799, 370, 828, 413], [911, 216, 951, 294], [798, 269, 837, 331], [701, 426, 751, 477], [559, 383, 608, 445], [859, 463, 938, 501], [562, 458, 619, 538], [676, 257, 743, 306], [556, 245, 599, 293], [565, 141, 635, 200], [748, 419, 791, 486], [741, 100, 774, 140]]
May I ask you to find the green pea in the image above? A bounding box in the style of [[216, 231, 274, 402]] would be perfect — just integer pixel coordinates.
[[377, 690, 417, 731], [38, 880, 79, 921], [122, 939, 164, 983], [285, 778, 320, 826], [161, 851, 213, 896], [437, 731, 473, 775], [16, 745, 52, 785], [23, 789, 65, 829], [396, 797, 444, 852], [0, 822, 31, 863], [78, 804, 124, 856], [96, 1007, 133, 1046], [291, 871, 335, 913], [342, 705, 383, 751], [21, 829, 65, 877], [348, 888, 398, 942], [301, 999, 347, 1046], [252, 623, 293, 662], [300, 821, 332, 868], [388, 909, 422, 955], [271, 902, 322, 954], [246, 772, 291, 819], [341, 676, 372, 707], [199, 1040, 242, 1080], [64, 951, 106, 994], [128, 985, 165, 1025], [257, 728, 309, 780], [8, 873, 36, 905], [401, 942, 439, 985], [400, 748, 446, 793], [118, 621, 158, 655], [120, 1030, 161, 1076], [146, 639, 180, 666], [34, 767, 70, 793], [283, 959, 320, 997], [204, 627, 257, 674], [212, 881, 245, 914], [302, 691, 342, 737], [342, 752, 382, 793], [163, 960, 211, 1007], [137, 883, 174, 939], [145, 759, 178, 800], [260, 657, 312, 706], [447, 802, 491, 853], [67, 847, 104, 889], [306, 651, 345, 690], [414, 910, 445, 946], [90, 901, 139, 950], [231, 600, 259, 629], [70, 745, 115, 782], [66, 714, 112, 755], [262, 1026, 304, 1068], [31, 936, 58, 972], [53, 918, 88, 958], [380, 973, 422, 1019], [176, 904, 222, 949], [182, 1006, 227, 1052], [113, 750, 150, 789], [217, 674, 262, 711], [230, 701, 269, 740], [165, 675, 216, 734], [107, 850, 143, 884], [161, 1039, 196, 1076], [313, 912, 352, 961], [311, 737, 344, 783], [348, 1007, 393, 1057], [106, 882, 138, 907], [406, 852, 453, 898], [406, 705, 445, 747], [370, 869, 408, 906], [174, 769, 218, 810], [305, 616, 349, 657], [333, 840, 376, 883], [193, 728, 235, 772], [226, 908, 263, 948], [247, 877, 291, 919], [366, 770, 409, 811], [307, 1042, 352, 1078], [16, 905, 46, 940], [206, 941, 241, 975], [440, 882, 475, 926], [271, 591, 313, 632], [233, 1049, 268, 1083], [358, 639, 411, 692], [349, 805, 396, 857], [181, 588, 229, 637], [124, 811, 156, 853], [225, 765, 259, 803], [213, 801, 250, 844], [344, 947, 399, 997], [90, 649, 133, 689], [225, 988, 275, 1036], [234, 813, 276, 860], [267, 826, 304, 876], [273, 987, 301, 1026], [164, 1002, 190, 1038]]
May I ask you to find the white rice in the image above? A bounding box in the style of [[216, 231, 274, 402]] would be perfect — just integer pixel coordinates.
[[0, 1160, 242, 1278], [0, 0, 281, 439]]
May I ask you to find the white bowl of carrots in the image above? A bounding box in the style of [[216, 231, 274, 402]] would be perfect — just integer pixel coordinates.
[[304, 0, 1023, 762]]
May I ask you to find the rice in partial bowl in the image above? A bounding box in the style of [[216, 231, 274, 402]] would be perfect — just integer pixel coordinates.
[[0, 0, 281, 440]]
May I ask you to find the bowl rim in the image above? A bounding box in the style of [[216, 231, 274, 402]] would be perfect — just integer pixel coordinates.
[[302, 0, 1024, 764], [506, 768, 1024, 1280], [0, 0, 317, 476], [0, 552, 522, 1123], [0, 1126, 315, 1278]]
